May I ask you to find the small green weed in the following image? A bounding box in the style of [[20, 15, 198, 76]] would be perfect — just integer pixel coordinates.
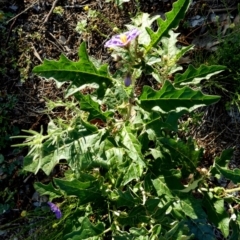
[[191, 18, 240, 112], [75, 6, 118, 39], [53, 6, 64, 16], [207, 26, 240, 111]]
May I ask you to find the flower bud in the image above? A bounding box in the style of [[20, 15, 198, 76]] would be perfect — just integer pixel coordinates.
[[124, 75, 132, 87], [21, 210, 27, 217], [84, 5, 89, 11], [163, 55, 168, 62], [113, 27, 119, 33]]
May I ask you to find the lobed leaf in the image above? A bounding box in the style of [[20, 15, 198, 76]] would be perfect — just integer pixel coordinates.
[[145, 0, 191, 51], [33, 42, 112, 97], [174, 64, 227, 87], [24, 120, 102, 175], [74, 92, 113, 121], [54, 178, 101, 205], [34, 182, 62, 200], [139, 80, 220, 112]]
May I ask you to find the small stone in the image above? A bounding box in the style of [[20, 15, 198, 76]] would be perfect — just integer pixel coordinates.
[[59, 35, 67, 45]]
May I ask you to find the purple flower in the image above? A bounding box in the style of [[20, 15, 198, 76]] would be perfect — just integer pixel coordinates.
[[47, 202, 62, 219], [105, 29, 140, 48]]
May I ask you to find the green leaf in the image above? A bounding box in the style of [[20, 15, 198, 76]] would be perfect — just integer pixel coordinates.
[[110, 188, 138, 208], [174, 64, 227, 87], [210, 143, 234, 181], [34, 182, 62, 200], [105, 144, 125, 165], [129, 227, 148, 236], [153, 199, 176, 221], [152, 177, 174, 198], [103, 83, 129, 109], [23, 142, 55, 175], [214, 163, 240, 184], [113, 230, 148, 239], [33, 42, 112, 97], [149, 147, 172, 176], [160, 169, 184, 191], [228, 221, 240, 240], [139, 80, 220, 112], [122, 161, 143, 186], [145, 198, 161, 213], [214, 149, 233, 168], [150, 224, 162, 238], [28, 121, 105, 175], [127, 12, 159, 46], [119, 126, 146, 185], [120, 126, 144, 163], [145, 110, 187, 134], [74, 92, 113, 121], [0, 204, 10, 215], [178, 196, 207, 219], [203, 192, 230, 238], [159, 137, 203, 178], [186, 219, 215, 240], [162, 110, 187, 132], [145, 0, 191, 51], [117, 205, 149, 226], [120, 126, 142, 161], [63, 217, 104, 239], [54, 178, 101, 205], [179, 178, 203, 193], [164, 220, 190, 239], [153, 31, 193, 77]]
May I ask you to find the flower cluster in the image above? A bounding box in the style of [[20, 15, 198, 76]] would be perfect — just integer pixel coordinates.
[[48, 202, 62, 219]]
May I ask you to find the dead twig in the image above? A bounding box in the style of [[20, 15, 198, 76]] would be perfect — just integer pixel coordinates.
[[43, 0, 59, 24], [5, 17, 17, 48], [48, 32, 66, 52], [31, 43, 43, 63]]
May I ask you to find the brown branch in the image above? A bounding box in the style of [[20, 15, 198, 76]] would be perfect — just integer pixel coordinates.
[[43, 0, 59, 24]]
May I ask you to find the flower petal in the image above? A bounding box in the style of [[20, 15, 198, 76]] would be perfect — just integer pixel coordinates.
[[47, 202, 62, 219], [104, 28, 140, 48]]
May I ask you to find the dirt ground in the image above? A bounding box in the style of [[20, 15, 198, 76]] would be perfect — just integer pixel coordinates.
[[1, 0, 240, 238]]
